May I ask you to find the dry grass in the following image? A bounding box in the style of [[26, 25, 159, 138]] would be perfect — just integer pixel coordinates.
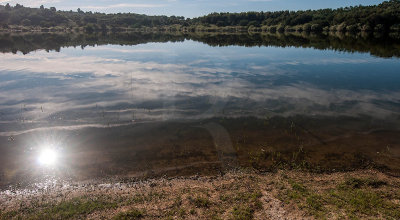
[[1, 169, 399, 219]]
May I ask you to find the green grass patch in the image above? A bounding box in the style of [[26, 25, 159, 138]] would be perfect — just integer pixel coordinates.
[[279, 176, 400, 219], [190, 196, 211, 208], [279, 178, 326, 217], [129, 191, 166, 204], [29, 196, 119, 219], [328, 178, 400, 219], [0, 210, 19, 220], [113, 208, 145, 220], [231, 205, 254, 220], [341, 177, 387, 189]]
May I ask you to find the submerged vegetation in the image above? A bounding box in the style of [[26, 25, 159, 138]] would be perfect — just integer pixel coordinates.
[[1, 1, 400, 33]]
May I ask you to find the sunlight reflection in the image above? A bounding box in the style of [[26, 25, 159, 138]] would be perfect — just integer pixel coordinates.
[[38, 148, 58, 166]]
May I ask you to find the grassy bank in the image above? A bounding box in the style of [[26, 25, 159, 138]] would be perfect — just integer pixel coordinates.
[[1, 169, 399, 219]]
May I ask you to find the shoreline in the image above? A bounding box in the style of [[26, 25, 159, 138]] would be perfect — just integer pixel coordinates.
[[1, 168, 399, 219]]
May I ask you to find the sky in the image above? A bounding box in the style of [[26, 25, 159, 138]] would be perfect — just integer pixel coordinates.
[[0, 0, 387, 18]]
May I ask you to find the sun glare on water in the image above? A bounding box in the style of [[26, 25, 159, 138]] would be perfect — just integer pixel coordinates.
[[38, 148, 58, 166]]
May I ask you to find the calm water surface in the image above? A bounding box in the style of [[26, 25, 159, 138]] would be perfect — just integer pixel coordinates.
[[0, 33, 400, 188]]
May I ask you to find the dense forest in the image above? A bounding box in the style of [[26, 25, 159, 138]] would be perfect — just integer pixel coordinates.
[[0, 0, 400, 33], [193, 0, 400, 33]]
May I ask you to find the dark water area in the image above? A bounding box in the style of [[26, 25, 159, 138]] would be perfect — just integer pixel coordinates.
[[0, 32, 400, 189]]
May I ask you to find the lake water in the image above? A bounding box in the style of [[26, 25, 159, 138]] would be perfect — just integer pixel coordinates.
[[0, 32, 400, 188]]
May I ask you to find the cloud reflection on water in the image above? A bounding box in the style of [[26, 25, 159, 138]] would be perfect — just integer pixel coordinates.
[[0, 43, 399, 135]]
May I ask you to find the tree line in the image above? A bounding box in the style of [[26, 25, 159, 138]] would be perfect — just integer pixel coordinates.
[[0, 3, 186, 31], [1, 0, 400, 33], [192, 0, 400, 33]]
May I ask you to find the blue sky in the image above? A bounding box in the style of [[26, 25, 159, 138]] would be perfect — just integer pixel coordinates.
[[0, 0, 386, 18]]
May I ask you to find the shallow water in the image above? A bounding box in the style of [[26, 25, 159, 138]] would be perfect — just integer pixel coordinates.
[[0, 32, 400, 189]]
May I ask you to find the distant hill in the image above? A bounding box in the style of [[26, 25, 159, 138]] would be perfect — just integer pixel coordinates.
[[0, 0, 400, 33]]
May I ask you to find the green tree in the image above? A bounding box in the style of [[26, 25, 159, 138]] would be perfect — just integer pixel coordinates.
[[239, 19, 249, 26], [5, 3, 11, 11], [15, 4, 23, 9], [21, 19, 31, 26]]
